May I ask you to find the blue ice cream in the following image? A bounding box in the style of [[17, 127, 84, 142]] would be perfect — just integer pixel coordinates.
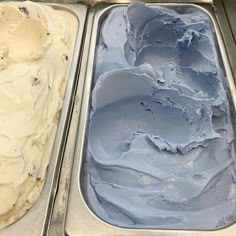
[[84, 3, 236, 229]]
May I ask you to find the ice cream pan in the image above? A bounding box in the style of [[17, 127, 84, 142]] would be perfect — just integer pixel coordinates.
[[0, 3, 87, 236], [64, 2, 236, 236]]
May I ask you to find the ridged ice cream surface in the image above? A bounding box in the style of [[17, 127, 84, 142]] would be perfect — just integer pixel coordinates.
[[84, 2, 236, 229], [0, 1, 77, 228]]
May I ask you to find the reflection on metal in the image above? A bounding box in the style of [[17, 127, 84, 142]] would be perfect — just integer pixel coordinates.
[[89, 0, 213, 6], [36, 0, 213, 6], [47, 7, 93, 236], [223, 0, 236, 42], [0, 3, 87, 236], [214, 0, 236, 79]]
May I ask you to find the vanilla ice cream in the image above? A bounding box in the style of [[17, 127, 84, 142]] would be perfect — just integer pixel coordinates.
[[0, 1, 77, 228]]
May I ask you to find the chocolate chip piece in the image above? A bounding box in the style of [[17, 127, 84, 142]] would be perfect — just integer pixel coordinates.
[[63, 54, 69, 61], [32, 77, 40, 86], [19, 7, 29, 15]]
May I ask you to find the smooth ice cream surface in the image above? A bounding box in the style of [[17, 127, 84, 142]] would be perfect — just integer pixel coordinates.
[[83, 2, 236, 230], [0, 1, 77, 228]]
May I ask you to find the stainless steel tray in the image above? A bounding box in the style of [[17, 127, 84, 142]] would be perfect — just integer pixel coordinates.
[[36, 1, 213, 6], [63, 2, 236, 236], [0, 3, 87, 236]]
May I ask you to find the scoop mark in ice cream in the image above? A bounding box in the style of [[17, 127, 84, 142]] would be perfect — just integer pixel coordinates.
[[0, 4, 52, 64], [85, 2, 236, 230]]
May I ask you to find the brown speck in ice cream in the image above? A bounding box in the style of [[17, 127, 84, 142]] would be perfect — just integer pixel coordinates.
[[32, 77, 40, 86], [62, 54, 68, 61], [19, 7, 29, 16]]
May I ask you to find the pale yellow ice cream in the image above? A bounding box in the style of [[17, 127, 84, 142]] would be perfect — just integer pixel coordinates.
[[0, 1, 77, 228]]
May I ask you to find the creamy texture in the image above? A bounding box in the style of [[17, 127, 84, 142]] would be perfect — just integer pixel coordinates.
[[0, 1, 77, 228], [84, 3, 236, 229]]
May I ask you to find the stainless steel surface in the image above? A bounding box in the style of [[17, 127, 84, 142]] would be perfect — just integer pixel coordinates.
[[36, 0, 213, 6], [214, 0, 236, 81], [64, 3, 236, 236], [90, 0, 213, 6], [47, 8, 93, 236], [223, 0, 236, 40], [24, 0, 213, 7], [0, 3, 87, 236]]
